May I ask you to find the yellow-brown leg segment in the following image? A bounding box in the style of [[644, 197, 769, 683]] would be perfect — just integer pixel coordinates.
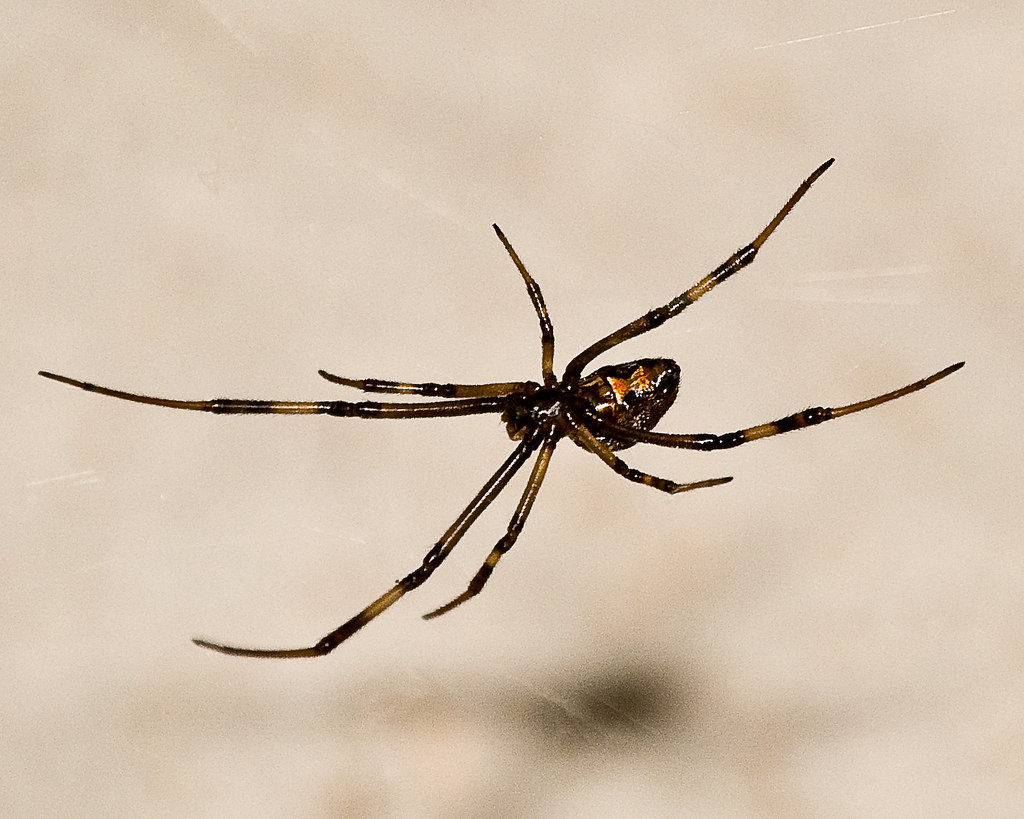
[[567, 418, 732, 494], [422, 433, 557, 620], [317, 370, 532, 398], [191, 430, 545, 658], [583, 362, 965, 450]]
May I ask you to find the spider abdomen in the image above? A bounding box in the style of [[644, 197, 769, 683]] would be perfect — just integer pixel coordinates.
[[575, 358, 680, 450]]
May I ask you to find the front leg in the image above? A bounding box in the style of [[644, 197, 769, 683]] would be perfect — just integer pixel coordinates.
[[38, 371, 506, 419]]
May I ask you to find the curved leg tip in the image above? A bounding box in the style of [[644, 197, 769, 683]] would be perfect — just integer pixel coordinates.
[[192, 636, 322, 659], [39, 370, 73, 385], [422, 593, 472, 620], [671, 475, 733, 494]]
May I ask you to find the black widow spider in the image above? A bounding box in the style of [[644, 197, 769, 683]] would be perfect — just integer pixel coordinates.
[[40, 158, 963, 658]]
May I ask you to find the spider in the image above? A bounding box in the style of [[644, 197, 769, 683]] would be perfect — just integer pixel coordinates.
[[40, 158, 963, 658]]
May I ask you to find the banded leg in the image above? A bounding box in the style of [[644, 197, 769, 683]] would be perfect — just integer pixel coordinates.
[[38, 371, 506, 419], [422, 431, 557, 620], [568, 418, 732, 494], [563, 159, 834, 384], [582, 362, 965, 450], [192, 430, 545, 657], [317, 369, 532, 398], [493, 224, 556, 385]]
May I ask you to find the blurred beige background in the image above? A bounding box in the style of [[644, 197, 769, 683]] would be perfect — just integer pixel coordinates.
[[5, 2, 1021, 815]]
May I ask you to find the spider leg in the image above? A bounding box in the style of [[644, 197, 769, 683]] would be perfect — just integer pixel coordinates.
[[38, 371, 506, 419], [493, 224, 556, 386], [192, 429, 545, 658], [422, 429, 557, 620], [563, 159, 834, 384], [567, 418, 732, 494], [582, 362, 965, 450], [316, 370, 532, 398]]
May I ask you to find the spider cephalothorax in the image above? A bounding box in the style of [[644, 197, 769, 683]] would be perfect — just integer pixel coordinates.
[[40, 158, 963, 658]]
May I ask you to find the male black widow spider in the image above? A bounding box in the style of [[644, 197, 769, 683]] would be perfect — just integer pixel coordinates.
[[40, 158, 963, 658]]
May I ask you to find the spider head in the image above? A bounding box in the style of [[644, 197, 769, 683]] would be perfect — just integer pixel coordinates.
[[575, 358, 680, 449]]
